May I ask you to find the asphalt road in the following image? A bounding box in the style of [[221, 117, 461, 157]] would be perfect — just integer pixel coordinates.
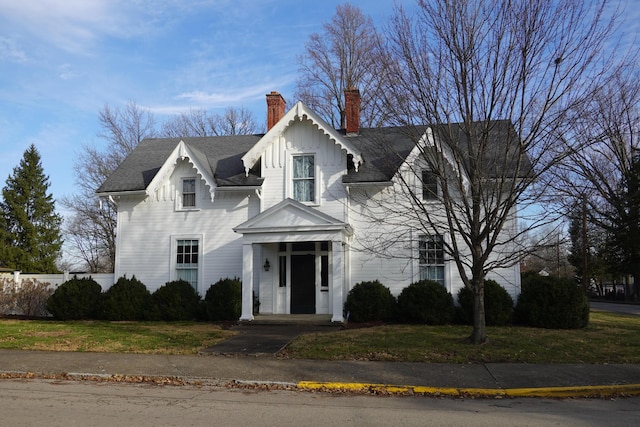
[[590, 301, 640, 316], [1, 378, 640, 426]]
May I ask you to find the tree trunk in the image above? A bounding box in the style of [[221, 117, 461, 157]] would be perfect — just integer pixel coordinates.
[[469, 278, 487, 344]]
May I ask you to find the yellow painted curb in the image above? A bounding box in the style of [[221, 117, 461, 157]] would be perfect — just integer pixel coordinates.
[[297, 381, 640, 398]]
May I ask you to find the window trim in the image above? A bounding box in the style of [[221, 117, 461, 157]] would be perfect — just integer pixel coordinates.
[[291, 154, 318, 205], [170, 234, 203, 293], [177, 177, 199, 211]]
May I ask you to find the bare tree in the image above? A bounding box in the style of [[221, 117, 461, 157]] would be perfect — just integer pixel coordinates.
[[366, 0, 621, 343], [557, 68, 640, 297], [161, 107, 261, 137], [63, 101, 156, 272], [295, 3, 385, 129]]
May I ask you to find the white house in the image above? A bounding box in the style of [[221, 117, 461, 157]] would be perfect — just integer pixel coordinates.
[[97, 90, 527, 322]]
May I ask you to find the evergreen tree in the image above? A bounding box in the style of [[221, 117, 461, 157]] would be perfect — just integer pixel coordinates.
[[0, 145, 63, 272]]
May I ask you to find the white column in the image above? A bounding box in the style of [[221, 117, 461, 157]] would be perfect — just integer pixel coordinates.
[[240, 243, 254, 321], [331, 240, 344, 323]]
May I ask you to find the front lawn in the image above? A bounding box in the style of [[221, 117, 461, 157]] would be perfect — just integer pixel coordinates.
[[285, 311, 640, 363], [0, 312, 638, 363], [0, 320, 235, 354]]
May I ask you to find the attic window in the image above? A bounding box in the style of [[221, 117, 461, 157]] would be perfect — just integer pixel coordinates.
[[182, 178, 196, 208]]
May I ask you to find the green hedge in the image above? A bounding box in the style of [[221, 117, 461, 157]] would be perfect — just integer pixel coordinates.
[[397, 280, 454, 325], [344, 280, 396, 323], [515, 274, 589, 329], [456, 279, 514, 326], [99, 276, 152, 321], [204, 278, 242, 321], [46, 276, 103, 320], [150, 280, 202, 321]]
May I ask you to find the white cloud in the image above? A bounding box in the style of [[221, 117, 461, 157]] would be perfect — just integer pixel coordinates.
[[0, 37, 27, 62]]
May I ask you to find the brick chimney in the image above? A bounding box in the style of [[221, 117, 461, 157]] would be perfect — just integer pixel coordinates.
[[266, 91, 286, 131], [344, 88, 361, 134]]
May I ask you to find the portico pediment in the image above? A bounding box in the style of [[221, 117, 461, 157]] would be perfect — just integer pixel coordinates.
[[233, 198, 350, 235]]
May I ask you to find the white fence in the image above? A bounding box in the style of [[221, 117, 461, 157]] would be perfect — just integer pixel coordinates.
[[0, 271, 115, 291]]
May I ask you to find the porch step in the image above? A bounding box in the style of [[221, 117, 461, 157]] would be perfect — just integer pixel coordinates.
[[244, 314, 339, 326]]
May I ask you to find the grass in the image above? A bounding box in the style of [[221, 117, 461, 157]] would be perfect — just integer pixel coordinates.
[[0, 320, 236, 355], [0, 311, 638, 363], [285, 311, 640, 364]]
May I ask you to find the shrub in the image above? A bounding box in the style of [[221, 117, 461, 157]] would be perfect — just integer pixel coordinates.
[[515, 274, 589, 329], [344, 280, 396, 323], [14, 279, 53, 318], [0, 278, 17, 315], [204, 277, 242, 321], [99, 276, 152, 321], [46, 276, 103, 320], [151, 280, 202, 321], [397, 280, 454, 325], [456, 279, 514, 326]]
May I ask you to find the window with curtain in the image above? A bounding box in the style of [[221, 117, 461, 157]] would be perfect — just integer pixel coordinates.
[[292, 155, 315, 202], [182, 178, 196, 208], [419, 234, 445, 285]]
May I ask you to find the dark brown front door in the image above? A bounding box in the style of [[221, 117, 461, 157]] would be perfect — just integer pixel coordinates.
[[291, 254, 315, 314]]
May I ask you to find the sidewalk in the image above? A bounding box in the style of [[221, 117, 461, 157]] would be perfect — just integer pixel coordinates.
[[2, 347, 640, 397]]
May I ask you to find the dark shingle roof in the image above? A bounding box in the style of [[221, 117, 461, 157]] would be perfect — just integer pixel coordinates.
[[96, 135, 262, 193], [97, 121, 532, 194]]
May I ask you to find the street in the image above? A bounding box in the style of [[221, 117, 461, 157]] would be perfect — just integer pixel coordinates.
[[590, 301, 640, 317], [1, 378, 639, 426]]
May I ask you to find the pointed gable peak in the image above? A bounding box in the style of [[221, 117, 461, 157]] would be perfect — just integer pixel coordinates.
[[241, 101, 362, 173]]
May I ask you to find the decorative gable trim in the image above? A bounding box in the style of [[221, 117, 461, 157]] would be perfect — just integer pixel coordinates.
[[241, 101, 363, 174], [147, 140, 217, 202]]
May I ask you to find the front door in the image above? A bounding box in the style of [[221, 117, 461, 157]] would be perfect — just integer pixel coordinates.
[[290, 254, 315, 314]]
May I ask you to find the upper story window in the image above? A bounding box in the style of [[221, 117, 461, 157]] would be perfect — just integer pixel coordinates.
[[182, 178, 196, 208], [292, 155, 315, 203], [422, 170, 438, 200], [419, 234, 445, 285]]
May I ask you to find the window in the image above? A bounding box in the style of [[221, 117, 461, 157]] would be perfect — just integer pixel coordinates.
[[422, 170, 438, 200], [176, 239, 199, 289], [419, 235, 445, 285], [292, 155, 315, 202], [182, 178, 196, 208]]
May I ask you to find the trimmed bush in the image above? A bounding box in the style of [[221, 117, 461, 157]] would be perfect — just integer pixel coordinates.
[[46, 276, 102, 320], [99, 276, 151, 321], [344, 280, 396, 323], [397, 280, 454, 325], [204, 277, 242, 321], [515, 274, 589, 329], [151, 280, 202, 321], [456, 279, 514, 326]]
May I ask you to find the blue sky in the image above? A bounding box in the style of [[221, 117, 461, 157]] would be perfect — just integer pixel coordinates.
[[0, 0, 637, 220], [0, 0, 400, 215]]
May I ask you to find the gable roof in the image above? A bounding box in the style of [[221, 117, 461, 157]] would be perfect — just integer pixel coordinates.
[[242, 101, 364, 172], [96, 135, 262, 194]]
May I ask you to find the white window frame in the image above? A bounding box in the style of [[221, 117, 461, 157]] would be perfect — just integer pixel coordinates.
[[418, 234, 446, 286], [170, 234, 203, 293], [177, 177, 198, 211], [290, 154, 318, 205]]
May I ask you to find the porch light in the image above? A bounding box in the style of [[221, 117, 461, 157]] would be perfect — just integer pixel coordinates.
[[263, 259, 271, 271]]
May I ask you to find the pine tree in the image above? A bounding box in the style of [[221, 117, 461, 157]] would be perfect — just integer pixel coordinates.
[[0, 145, 63, 273]]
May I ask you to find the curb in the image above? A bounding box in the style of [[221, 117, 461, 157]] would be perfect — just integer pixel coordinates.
[[297, 381, 640, 398]]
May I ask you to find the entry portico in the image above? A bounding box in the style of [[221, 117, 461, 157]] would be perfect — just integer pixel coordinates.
[[234, 198, 351, 323]]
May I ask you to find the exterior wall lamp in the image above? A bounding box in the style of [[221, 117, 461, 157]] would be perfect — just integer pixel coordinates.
[[263, 258, 271, 271]]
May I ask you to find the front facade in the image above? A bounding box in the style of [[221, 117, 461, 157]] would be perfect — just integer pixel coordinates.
[[97, 91, 524, 322]]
